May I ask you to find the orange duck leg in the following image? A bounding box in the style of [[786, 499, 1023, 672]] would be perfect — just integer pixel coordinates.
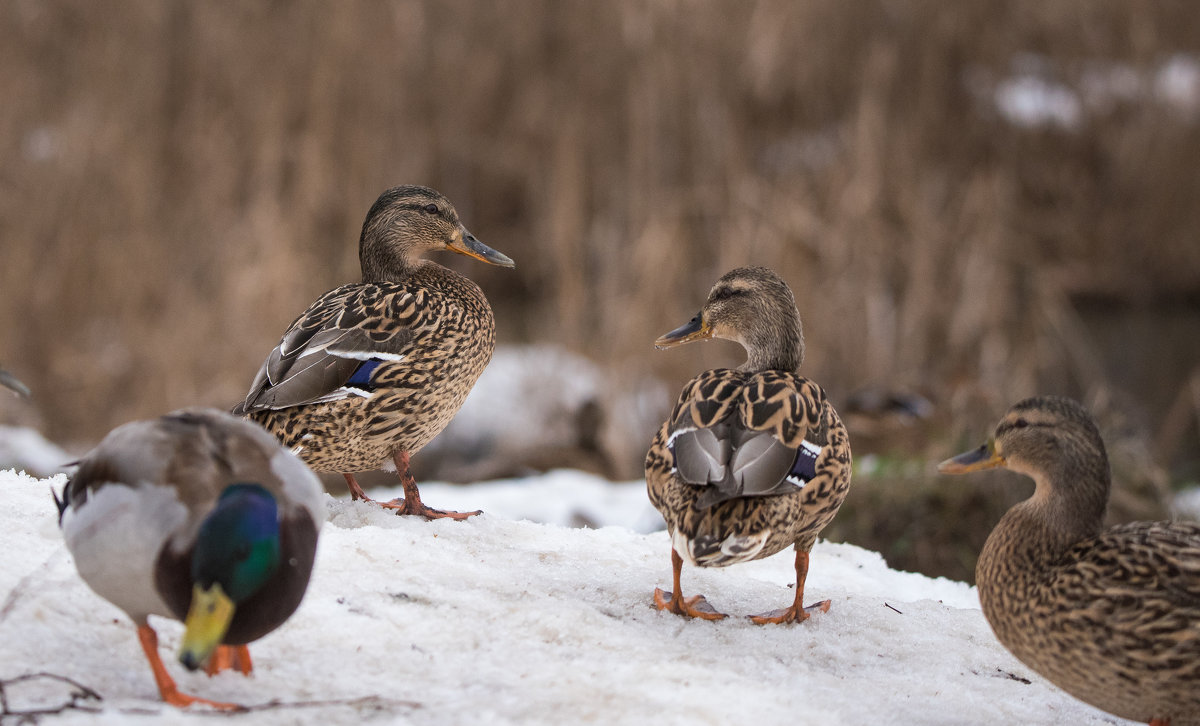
[[749, 550, 831, 625], [136, 625, 244, 711], [653, 549, 728, 621]]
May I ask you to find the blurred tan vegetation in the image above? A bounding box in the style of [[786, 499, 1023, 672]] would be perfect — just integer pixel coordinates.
[[3, 1, 1200, 580]]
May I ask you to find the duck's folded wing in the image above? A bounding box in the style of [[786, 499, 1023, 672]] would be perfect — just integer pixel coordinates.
[[673, 423, 802, 509], [1067, 521, 1200, 611], [234, 286, 414, 414], [666, 370, 829, 509]]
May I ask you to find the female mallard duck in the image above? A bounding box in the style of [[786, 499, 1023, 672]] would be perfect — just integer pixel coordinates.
[[939, 396, 1200, 726], [233, 185, 514, 520], [646, 266, 852, 623], [56, 409, 324, 710]]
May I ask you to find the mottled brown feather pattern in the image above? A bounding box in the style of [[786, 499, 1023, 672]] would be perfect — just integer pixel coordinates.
[[949, 396, 1200, 725], [648, 369, 850, 565], [246, 263, 495, 473], [234, 186, 509, 505], [646, 267, 851, 574]]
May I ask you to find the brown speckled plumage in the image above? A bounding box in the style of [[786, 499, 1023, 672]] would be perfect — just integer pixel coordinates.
[[243, 267, 496, 472], [941, 396, 1200, 726], [646, 267, 852, 623], [234, 185, 514, 519]]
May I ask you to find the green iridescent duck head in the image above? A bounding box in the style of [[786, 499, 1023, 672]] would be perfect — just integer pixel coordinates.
[[178, 484, 281, 671]]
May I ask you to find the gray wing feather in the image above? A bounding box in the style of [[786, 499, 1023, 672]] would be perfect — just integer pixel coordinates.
[[252, 352, 361, 411], [237, 323, 412, 414], [674, 422, 801, 510], [673, 423, 731, 484], [729, 431, 798, 496]]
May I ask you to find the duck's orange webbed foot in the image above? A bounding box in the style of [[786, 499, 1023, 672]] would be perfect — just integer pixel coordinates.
[[380, 450, 481, 520], [204, 645, 253, 676], [381, 497, 483, 521], [749, 599, 830, 625], [653, 587, 728, 620], [136, 625, 245, 712], [159, 685, 245, 712], [654, 547, 727, 620], [748, 549, 828, 625]]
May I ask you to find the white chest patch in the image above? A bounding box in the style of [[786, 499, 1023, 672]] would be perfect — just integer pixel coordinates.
[[61, 482, 190, 622]]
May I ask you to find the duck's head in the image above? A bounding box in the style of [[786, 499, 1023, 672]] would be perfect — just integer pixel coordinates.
[[654, 266, 805, 372], [358, 185, 515, 282], [178, 483, 281, 671], [938, 396, 1111, 518]]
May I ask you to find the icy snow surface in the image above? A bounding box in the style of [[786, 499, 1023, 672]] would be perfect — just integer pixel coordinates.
[[0, 468, 1129, 725]]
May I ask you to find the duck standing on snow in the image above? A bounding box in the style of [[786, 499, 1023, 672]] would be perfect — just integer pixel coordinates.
[[939, 396, 1200, 726], [233, 185, 515, 520], [56, 409, 324, 710], [645, 267, 852, 623]]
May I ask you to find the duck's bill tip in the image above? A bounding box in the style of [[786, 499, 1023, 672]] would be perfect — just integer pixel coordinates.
[[447, 231, 515, 268], [937, 444, 1005, 474], [654, 315, 710, 350]]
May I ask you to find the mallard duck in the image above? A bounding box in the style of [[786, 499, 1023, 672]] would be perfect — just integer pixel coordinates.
[[645, 266, 852, 623], [939, 396, 1200, 726], [56, 409, 324, 710], [233, 185, 514, 520]]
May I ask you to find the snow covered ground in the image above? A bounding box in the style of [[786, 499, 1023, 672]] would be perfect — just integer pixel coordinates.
[[0, 467, 1130, 725]]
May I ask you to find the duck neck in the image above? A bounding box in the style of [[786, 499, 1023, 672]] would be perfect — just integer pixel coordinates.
[[1028, 449, 1110, 545], [740, 316, 805, 373], [358, 217, 425, 283], [979, 462, 1109, 588], [362, 257, 426, 284]]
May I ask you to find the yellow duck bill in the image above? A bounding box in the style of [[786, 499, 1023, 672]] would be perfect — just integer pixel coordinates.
[[179, 583, 236, 671]]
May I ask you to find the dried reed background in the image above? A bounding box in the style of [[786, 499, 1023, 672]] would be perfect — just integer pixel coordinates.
[[3, 1, 1200, 577]]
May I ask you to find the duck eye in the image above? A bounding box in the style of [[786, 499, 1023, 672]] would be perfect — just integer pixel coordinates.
[[422, 204, 439, 215], [1013, 418, 1029, 429]]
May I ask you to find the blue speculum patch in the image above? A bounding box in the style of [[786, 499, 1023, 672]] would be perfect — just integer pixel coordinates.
[[347, 359, 383, 389], [791, 441, 821, 482]]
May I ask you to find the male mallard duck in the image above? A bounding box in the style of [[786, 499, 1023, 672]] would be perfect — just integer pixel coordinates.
[[233, 185, 514, 520], [57, 409, 324, 710], [939, 396, 1200, 726], [645, 266, 852, 623]]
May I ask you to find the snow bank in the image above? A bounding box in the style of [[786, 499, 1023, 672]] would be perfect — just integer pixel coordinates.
[[0, 469, 1127, 724], [0, 425, 72, 478], [380, 469, 668, 533]]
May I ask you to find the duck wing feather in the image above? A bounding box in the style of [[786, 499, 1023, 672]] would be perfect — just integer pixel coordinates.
[[666, 369, 830, 510], [234, 283, 416, 414]]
